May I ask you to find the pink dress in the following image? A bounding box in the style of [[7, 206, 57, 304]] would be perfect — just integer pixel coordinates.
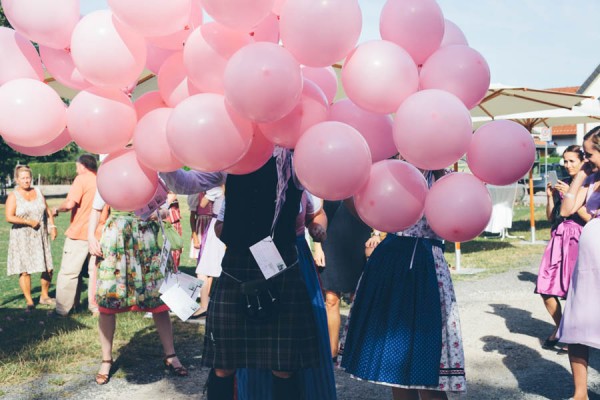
[[535, 180, 584, 299], [558, 172, 600, 348]]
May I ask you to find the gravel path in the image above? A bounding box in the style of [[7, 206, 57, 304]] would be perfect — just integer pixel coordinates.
[[3, 259, 600, 400]]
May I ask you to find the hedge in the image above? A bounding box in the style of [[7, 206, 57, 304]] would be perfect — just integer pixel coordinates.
[[29, 162, 76, 185]]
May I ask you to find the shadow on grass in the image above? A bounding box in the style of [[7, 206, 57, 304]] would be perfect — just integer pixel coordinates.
[[0, 306, 89, 356], [445, 239, 515, 254], [110, 317, 205, 395], [511, 219, 552, 232]]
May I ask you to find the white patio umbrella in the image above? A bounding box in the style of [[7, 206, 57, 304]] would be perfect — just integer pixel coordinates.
[[471, 84, 595, 119]]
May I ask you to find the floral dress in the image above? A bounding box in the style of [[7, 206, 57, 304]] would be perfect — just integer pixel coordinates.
[[95, 212, 169, 314], [7, 188, 53, 276]]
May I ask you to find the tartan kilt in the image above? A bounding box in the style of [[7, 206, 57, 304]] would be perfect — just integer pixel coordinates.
[[202, 247, 320, 371]]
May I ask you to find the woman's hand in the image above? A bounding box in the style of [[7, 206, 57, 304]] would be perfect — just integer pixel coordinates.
[[49, 227, 57, 241], [88, 236, 102, 257], [554, 180, 569, 195], [313, 244, 325, 267], [365, 236, 381, 248], [29, 219, 40, 229], [546, 183, 554, 197]]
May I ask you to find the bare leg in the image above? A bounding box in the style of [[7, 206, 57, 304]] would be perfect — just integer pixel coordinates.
[[152, 311, 183, 369], [197, 274, 210, 313], [19, 273, 34, 306], [324, 290, 341, 358], [541, 295, 562, 338], [40, 271, 53, 300], [392, 387, 419, 400], [98, 313, 116, 376], [569, 343, 589, 400], [419, 389, 448, 400]]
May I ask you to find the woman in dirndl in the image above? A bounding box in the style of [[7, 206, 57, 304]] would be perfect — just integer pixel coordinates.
[[535, 145, 588, 352], [557, 126, 600, 400], [87, 191, 187, 385], [340, 170, 466, 400]]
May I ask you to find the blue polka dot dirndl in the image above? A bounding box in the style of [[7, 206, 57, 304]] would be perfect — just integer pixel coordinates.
[[340, 234, 443, 387]]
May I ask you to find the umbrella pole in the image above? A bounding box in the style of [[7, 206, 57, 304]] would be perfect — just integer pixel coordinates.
[[454, 162, 461, 271], [528, 168, 536, 243]]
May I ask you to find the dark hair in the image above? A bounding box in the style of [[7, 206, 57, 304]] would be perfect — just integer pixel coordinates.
[[77, 154, 98, 172], [583, 126, 600, 152], [562, 145, 584, 161]]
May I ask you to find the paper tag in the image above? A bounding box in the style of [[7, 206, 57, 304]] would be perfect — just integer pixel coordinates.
[[160, 285, 200, 321], [159, 238, 172, 275], [160, 270, 203, 302], [134, 179, 168, 220], [249, 236, 287, 280]]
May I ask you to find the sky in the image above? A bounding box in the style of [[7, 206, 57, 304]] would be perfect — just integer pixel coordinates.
[[82, 0, 600, 90]]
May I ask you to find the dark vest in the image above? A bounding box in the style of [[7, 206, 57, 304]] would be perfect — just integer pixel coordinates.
[[220, 157, 302, 253]]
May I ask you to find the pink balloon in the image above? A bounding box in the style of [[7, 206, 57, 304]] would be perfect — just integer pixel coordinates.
[[0, 79, 66, 147], [467, 120, 536, 185], [146, 0, 203, 50], [167, 93, 254, 172], [201, 0, 274, 32], [225, 125, 275, 175], [70, 10, 147, 88], [134, 91, 168, 120], [393, 90, 472, 170], [6, 128, 72, 157], [133, 108, 184, 172], [259, 79, 328, 149], [145, 43, 176, 74], [2, 0, 79, 49], [280, 0, 362, 67], [67, 87, 137, 154], [272, 0, 286, 15], [294, 121, 372, 200], [424, 173, 492, 242], [354, 160, 428, 232], [301, 66, 338, 105], [250, 13, 280, 43], [184, 22, 252, 94], [0, 27, 44, 85], [39, 46, 92, 91], [420, 45, 491, 110], [224, 42, 302, 122], [328, 99, 396, 163], [441, 19, 468, 47], [108, 0, 192, 37], [380, 0, 444, 65], [158, 52, 201, 107], [97, 148, 159, 212], [342, 40, 419, 114]]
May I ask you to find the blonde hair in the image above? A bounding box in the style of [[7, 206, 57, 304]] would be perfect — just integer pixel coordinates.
[[14, 165, 32, 180]]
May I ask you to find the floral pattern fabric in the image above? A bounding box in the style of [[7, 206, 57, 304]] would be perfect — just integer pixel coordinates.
[[96, 215, 167, 311]]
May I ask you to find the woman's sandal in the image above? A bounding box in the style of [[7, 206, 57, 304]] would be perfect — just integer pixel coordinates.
[[95, 359, 113, 385], [164, 354, 188, 377], [542, 337, 559, 349]]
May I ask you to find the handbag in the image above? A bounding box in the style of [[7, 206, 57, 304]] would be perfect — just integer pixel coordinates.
[[162, 221, 184, 250], [238, 278, 280, 322]]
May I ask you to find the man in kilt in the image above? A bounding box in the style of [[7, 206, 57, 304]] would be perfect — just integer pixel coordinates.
[[162, 148, 320, 400]]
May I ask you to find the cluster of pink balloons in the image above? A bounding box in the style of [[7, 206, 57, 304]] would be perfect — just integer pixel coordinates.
[[0, 0, 535, 235]]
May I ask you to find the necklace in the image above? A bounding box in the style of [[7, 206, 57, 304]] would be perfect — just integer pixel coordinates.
[[19, 188, 36, 201]]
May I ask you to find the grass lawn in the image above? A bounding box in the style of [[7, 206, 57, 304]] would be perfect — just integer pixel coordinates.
[[0, 195, 551, 385], [0, 196, 204, 386]]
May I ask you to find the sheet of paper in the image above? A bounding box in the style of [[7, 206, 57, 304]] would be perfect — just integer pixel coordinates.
[[249, 236, 287, 280], [160, 285, 200, 321], [159, 271, 203, 302]]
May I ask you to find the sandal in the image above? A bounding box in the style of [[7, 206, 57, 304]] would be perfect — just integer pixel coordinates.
[[25, 304, 35, 313], [95, 359, 113, 385], [39, 297, 56, 306], [542, 337, 559, 349], [164, 354, 188, 377]]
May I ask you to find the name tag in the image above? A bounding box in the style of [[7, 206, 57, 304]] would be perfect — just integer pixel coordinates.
[[249, 236, 287, 280]]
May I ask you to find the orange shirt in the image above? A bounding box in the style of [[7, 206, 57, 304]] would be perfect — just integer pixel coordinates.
[[65, 172, 97, 241]]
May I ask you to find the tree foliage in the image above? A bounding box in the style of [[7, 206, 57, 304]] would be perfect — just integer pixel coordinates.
[[0, 5, 12, 28]]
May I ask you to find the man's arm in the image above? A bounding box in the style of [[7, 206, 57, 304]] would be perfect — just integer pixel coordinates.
[[160, 170, 226, 195]]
